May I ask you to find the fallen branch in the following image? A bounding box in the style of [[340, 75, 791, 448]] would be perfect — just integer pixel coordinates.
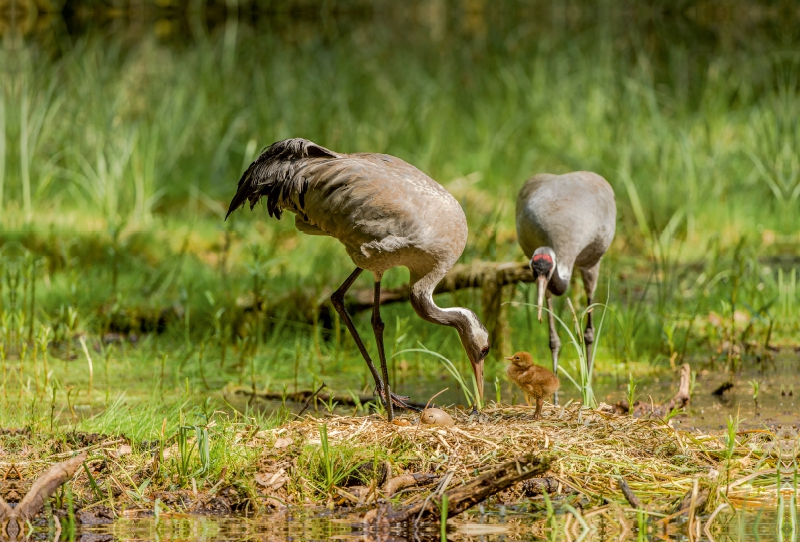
[[0, 452, 87, 539], [237, 261, 532, 315], [234, 261, 532, 356], [346, 261, 532, 313], [520, 477, 563, 496], [348, 260, 531, 355], [16, 453, 87, 520], [365, 453, 551, 525], [227, 385, 428, 411]]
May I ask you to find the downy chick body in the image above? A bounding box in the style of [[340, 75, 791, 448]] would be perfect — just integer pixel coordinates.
[[505, 351, 560, 419]]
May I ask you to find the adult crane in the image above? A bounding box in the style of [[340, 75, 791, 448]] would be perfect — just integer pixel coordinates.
[[226, 138, 490, 421], [516, 172, 616, 377]]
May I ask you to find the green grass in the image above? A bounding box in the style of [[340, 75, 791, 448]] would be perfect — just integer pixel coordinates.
[[0, 2, 798, 428]]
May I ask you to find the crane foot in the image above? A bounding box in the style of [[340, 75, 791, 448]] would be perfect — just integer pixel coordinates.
[[375, 388, 422, 412]]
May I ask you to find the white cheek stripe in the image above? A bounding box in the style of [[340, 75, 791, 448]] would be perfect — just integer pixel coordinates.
[[556, 262, 571, 284]]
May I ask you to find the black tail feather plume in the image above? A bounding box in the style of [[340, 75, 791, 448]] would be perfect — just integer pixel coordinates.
[[225, 138, 339, 220]]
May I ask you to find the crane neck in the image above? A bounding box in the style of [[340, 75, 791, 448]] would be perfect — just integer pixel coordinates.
[[408, 268, 471, 333], [548, 262, 572, 296]]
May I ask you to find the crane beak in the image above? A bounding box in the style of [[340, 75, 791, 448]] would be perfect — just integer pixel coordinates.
[[536, 275, 547, 322], [471, 358, 484, 406]]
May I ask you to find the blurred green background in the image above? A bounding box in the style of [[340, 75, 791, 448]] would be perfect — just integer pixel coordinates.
[[0, 0, 798, 422]]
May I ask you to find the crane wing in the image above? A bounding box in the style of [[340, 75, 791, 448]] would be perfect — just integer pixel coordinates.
[[225, 138, 341, 220]]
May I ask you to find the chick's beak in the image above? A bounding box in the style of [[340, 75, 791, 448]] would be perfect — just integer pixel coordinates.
[[536, 275, 547, 322], [504, 356, 513, 361]]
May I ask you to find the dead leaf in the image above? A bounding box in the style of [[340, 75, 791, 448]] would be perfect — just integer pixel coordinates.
[[255, 468, 286, 490], [274, 437, 293, 449], [110, 444, 132, 459]]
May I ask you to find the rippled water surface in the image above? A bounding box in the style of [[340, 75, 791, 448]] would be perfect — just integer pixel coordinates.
[[69, 504, 790, 541]]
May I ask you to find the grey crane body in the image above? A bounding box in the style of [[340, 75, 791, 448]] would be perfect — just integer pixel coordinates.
[[227, 138, 490, 420], [516, 171, 616, 381]]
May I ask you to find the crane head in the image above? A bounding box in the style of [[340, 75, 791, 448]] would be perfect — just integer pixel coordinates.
[[530, 247, 557, 322], [452, 309, 489, 407]]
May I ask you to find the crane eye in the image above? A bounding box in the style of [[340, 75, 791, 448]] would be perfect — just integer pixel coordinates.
[[480, 346, 490, 356]]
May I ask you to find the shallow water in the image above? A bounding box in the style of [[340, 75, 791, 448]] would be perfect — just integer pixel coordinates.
[[69, 504, 787, 541], [231, 349, 800, 433]]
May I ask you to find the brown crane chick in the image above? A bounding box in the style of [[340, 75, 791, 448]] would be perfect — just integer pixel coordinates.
[[505, 351, 560, 419]]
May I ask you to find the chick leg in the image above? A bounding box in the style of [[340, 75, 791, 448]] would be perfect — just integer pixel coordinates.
[[534, 394, 544, 420]]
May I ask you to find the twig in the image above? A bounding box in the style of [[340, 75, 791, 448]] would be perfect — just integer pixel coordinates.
[[298, 382, 327, 416], [703, 503, 729, 541], [422, 388, 448, 413], [617, 477, 644, 510], [48, 438, 126, 459]]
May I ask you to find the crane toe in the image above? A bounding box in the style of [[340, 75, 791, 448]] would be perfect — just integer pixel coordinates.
[[375, 388, 423, 412]]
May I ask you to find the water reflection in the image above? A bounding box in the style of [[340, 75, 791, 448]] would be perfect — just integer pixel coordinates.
[[66, 504, 792, 541]]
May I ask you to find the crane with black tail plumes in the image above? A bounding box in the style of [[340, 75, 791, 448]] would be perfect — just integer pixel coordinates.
[[226, 138, 490, 421], [515, 172, 616, 399]]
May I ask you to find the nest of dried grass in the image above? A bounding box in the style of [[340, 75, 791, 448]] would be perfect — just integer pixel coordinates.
[[256, 400, 735, 513], [2, 401, 788, 523]]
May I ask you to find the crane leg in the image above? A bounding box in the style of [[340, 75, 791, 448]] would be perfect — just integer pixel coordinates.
[[331, 268, 417, 415], [547, 295, 560, 405], [580, 263, 600, 376], [372, 280, 394, 421], [331, 268, 383, 385]]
